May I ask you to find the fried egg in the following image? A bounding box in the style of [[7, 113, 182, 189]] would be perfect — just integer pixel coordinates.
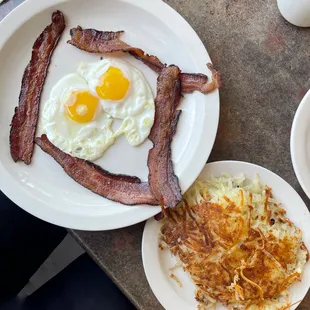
[[40, 73, 115, 161], [77, 58, 155, 146]]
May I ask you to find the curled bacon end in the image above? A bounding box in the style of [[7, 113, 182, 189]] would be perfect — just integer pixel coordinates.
[[148, 66, 183, 208], [35, 135, 158, 206], [201, 63, 223, 93], [181, 63, 222, 94], [10, 11, 66, 164]]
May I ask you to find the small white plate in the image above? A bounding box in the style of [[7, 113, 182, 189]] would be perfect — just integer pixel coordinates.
[[142, 161, 310, 310], [0, 0, 219, 230], [291, 89, 310, 200]]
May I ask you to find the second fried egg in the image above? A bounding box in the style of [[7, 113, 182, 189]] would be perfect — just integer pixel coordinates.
[[77, 58, 155, 146]]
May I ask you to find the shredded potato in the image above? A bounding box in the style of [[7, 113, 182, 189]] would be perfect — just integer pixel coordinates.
[[160, 174, 309, 309]]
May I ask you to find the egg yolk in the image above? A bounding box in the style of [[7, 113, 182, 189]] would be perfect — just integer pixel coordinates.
[[96, 67, 130, 101], [65, 91, 99, 123]]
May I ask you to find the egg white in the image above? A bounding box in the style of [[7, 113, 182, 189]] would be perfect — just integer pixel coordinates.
[[77, 58, 155, 146], [39, 73, 115, 161]]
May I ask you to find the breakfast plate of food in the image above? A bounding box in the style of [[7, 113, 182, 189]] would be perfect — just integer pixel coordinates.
[[291, 89, 310, 202], [0, 0, 220, 230], [142, 161, 310, 310]]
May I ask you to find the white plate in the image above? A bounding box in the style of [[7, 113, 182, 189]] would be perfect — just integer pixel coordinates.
[[142, 161, 310, 310], [0, 0, 219, 230], [291, 89, 310, 200]]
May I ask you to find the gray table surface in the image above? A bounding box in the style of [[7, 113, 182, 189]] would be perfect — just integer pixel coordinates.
[[2, 0, 310, 309]]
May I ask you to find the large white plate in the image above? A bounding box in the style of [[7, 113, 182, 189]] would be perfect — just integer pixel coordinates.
[[142, 161, 310, 310], [291, 89, 310, 200], [0, 0, 219, 230]]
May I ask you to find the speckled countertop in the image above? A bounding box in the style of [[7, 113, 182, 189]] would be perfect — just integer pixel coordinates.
[[2, 0, 310, 309]]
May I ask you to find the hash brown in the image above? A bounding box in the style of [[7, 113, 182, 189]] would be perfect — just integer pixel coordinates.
[[160, 174, 309, 309]]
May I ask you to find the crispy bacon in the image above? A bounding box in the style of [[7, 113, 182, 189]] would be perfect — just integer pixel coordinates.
[[35, 135, 158, 206], [68, 26, 222, 94], [181, 64, 222, 93], [148, 66, 182, 208], [10, 11, 65, 165], [128, 48, 164, 74], [68, 27, 131, 53]]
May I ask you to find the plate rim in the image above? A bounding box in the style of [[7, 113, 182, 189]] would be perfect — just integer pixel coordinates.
[[0, 0, 219, 230], [291, 89, 310, 200], [142, 160, 310, 310]]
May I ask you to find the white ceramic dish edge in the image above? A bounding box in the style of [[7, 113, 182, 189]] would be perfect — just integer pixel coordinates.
[[291, 89, 310, 200], [0, 0, 220, 230]]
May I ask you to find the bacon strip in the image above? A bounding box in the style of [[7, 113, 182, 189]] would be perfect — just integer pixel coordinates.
[[148, 66, 182, 208], [35, 135, 158, 206], [10, 11, 66, 164], [68, 26, 222, 94]]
